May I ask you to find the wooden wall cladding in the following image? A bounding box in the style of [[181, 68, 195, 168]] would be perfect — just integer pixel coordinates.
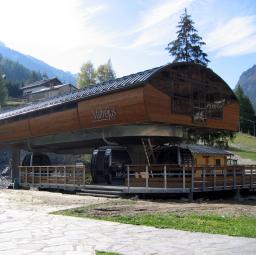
[[143, 84, 239, 131], [144, 85, 193, 125], [0, 119, 30, 142], [207, 102, 240, 131], [78, 87, 148, 129], [29, 109, 80, 137]]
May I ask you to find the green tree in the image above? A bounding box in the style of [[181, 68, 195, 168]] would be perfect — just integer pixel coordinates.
[[96, 59, 116, 83], [77, 61, 96, 89], [235, 85, 255, 135], [166, 9, 209, 66], [0, 76, 8, 106]]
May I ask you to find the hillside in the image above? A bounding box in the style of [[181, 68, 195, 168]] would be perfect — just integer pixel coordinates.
[[0, 54, 41, 82], [0, 42, 76, 85], [236, 64, 256, 111], [229, 132, 256, 162]]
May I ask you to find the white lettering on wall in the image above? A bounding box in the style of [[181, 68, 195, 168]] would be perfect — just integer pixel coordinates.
[[92, 107, 117, 122]]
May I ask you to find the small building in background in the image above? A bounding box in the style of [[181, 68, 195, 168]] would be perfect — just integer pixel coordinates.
[[156, 144, 234, 167], [21, 78, 77, 101], [180, 144, 234, 167]]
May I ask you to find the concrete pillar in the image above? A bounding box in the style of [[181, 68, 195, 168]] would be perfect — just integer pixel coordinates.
[[11, 147, 20, 182]]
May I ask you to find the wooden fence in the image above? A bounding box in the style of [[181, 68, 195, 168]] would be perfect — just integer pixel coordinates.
[[19, 165, 87, 187], [19, 164, 256, 193], [126, 164, 256, 192]]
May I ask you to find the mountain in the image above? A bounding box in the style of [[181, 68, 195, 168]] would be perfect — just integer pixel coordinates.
[[0, 54, 42, 82], [236, 64, 256, 111], [0, 42, 76, 85]]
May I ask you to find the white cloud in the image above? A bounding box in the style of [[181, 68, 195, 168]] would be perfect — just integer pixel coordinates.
[[206, 15, 256, 57], [135, 0, 194, 32], [128, 0, 195, 49], [0, 0, 110, 72]]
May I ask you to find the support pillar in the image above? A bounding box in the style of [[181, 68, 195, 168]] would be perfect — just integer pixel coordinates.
[[11, 147, 20, 183]]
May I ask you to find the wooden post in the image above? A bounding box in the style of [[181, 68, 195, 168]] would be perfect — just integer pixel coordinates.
[[146, 165, 149, 190], [164, 165, 167, 190], [233, 166, 236, 188], [32, 167, 34, 185], [26, 167, 28, 185], [224, 168, 227, 190], [19, 167, 21, 185], [182, 166, 186, 192], [47, 167, 49, 184], [39, 167, 41, 185], [64, 166, 66, 186], [242, 167, 245, 187], [83, 165, 85, 185], [203, 168, 206, 191], [127, 165, 130, 193], [251, 167, 253, 189], [73, 168, 76, 185], [191, 165, 195, 193], [213, 168, 216, 190]]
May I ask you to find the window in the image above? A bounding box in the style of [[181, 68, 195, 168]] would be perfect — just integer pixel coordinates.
[[215, 159, 221, 166]]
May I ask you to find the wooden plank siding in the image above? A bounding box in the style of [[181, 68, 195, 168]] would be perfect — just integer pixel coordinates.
[[29, 108, 80, 137], [0, 119, 30, 142], [78, 87, 148, 129], [143, 84, 239, 131]]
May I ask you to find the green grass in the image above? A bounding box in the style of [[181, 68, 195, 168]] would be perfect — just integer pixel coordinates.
[[231, 132, 256, 151], [229, 147, 256, 161], [99, 214, 256, 238], [52, 208, 256, 238], [229, 132, 256, 161], [96, 251, 121, 255]]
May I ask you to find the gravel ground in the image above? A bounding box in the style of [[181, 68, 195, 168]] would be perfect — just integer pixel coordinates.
[[1, 189, 255, 217]]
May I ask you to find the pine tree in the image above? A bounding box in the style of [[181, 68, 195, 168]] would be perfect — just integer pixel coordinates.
[[0, 76, 8, 106], [235, 85, 255, 135], [166, 9, 209, 66]]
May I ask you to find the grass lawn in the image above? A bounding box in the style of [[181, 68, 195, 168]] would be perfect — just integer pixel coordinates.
[[96, 251, 120, 255], [229, 147, 256, 161], [52, 208, 256, 238], [230, 132, 256, 151], [229, 132, 256, 161]]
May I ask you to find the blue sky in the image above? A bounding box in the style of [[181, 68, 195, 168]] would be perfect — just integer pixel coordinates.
[[0, 0, 256, 88]]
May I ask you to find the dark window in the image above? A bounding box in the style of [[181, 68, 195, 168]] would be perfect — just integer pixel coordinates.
[[215, 159, 221, 166]]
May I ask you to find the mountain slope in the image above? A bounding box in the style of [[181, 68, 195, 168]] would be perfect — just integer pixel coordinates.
[[236, 64, 256, 111], [0, 54, 41, 82], [0, 42, 76, 85]]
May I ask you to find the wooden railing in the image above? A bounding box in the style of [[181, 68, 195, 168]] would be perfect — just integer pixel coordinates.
[[126, 164, 256, 192], [19, 165, 87, 186]]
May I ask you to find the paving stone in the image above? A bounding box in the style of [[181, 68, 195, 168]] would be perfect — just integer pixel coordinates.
[[0, 190, 255, 255]]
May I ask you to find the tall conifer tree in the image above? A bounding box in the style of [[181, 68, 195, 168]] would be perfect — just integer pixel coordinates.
[[166, 9, 209, 66]]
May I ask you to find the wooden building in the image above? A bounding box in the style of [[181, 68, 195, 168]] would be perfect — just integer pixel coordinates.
[[180, 144, 233, 167], [21, 78, 77, 102], [0, 62, 239, 151]]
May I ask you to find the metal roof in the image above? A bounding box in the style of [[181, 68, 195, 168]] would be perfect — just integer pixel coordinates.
[[180, 144, 233, 155], [21, 77, 61, 90], [0, 65, 161, 121]]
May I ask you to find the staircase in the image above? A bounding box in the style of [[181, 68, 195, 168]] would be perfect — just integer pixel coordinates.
[[76, 185, 126, 198]]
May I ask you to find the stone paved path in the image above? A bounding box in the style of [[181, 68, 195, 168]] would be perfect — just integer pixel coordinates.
[[0, 190, 255, 255]]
